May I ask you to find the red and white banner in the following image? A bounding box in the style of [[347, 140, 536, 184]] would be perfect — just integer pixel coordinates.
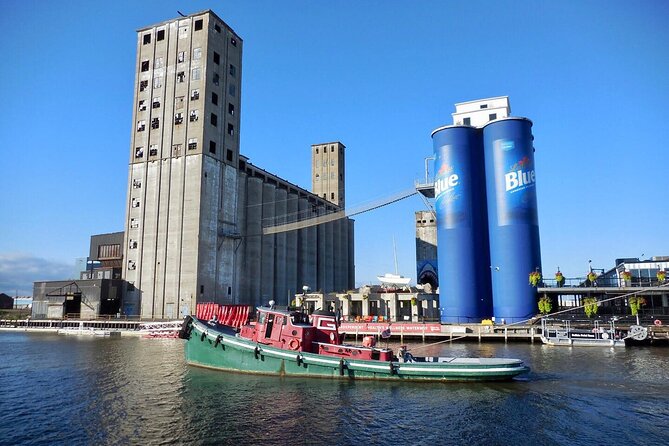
[[339, 322, 442, 333]]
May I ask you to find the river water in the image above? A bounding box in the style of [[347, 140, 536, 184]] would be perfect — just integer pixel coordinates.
[[0, 332, 667, 445]]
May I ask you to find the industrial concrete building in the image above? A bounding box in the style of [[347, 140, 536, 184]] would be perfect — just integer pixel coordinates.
[[311, 142, 345, 208], [415, 210, 438, 291], [123, 11, 354, 319], [451, 96, 510, 127]]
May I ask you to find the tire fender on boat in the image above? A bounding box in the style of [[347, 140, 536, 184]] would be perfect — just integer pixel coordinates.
[[200, 331, 207, 342], [338, 358, 345, 376], [254, 345, 260, 359], [214, 335, 222, 348], [655, 319, 662, 326], [288, 338, 300, 350]]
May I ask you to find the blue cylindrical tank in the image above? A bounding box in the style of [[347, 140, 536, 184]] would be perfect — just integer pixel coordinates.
[[482, 118, 542, 323], [432, 126, 492, 323]]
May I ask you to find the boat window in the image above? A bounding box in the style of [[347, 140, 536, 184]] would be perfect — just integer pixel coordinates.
[[264, 314, 274, 338], [258, 312, 266, 325]]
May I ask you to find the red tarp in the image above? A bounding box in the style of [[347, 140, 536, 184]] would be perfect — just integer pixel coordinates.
[[196, 303, 251, 329]]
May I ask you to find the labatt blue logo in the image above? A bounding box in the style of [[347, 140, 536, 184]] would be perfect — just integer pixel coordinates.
[[434, 162, 459, 197], [504, 156, 535, 192]]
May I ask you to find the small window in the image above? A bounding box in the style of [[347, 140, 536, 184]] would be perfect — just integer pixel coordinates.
[[190, 110, 199, 122], [135, 146, 144, 157], [480, 104, 488, 109], [149, 144, 158, 156], [213, 51, 220, 64], [129, 239, 138, 249], [157, 29, 165, 41], [192, 68, 201, 80], [130, 218, 139, 229], [211, 113, 218, 127], [194, 19, 203, 31], [151, 117, 159, 129], [227, 123, 234, 136], [152, 97, 160, 108], [228, 84, 236, 96], [315, 174, 320, 181], [139, 80, 148, 91], [226, 149, 233, 162], [331, 146, 334, 152], [153, 76, 162, 88], [489, 113, 497, 121], [193, 48, 202, 60], [133, 179, 142, 189], [136, 121, 145, 132], [174, 112, 183, 125], [188, 138, 198, 150], [463, 117, 471, 126], [200, 285, 204, 294], [143, 33, 151, 45], [191, 89, 200, 100], [331, 193, 335, 199], [138, 100, 146, 111], [228, 103, 234, 115], [154, 57, 163, 68], [212, 92, 218, 105], [141, 60, 149, 72], [128, 260, 136, 270], [177, 71, 185, 83], [315, 148, 319, 154], [178, 51, 185, 63], [213, 73, 219, 86], [214, 24, 221, 33], [209, 141, 216, 154], [231, 37, 237, 46], [132, 198, 140, 208], [229, 64, 236, 77]]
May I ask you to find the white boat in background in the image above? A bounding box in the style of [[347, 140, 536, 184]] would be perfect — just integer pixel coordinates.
[[57, 327, 118, 337], [540, 319, 626, 347], [377, 237, 411, 287], [138, 321, 183, 338]]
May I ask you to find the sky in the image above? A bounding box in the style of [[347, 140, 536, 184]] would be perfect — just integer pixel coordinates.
[[1, 0, 668, 296]]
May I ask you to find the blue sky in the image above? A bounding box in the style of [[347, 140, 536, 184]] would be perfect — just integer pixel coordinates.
[[1, 0, 668, 296]]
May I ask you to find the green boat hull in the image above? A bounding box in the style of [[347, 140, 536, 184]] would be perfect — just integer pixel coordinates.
[[183, 319, 529, 382]]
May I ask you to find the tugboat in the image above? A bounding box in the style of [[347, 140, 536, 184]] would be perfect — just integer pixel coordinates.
[[179, 303, 529, 382]]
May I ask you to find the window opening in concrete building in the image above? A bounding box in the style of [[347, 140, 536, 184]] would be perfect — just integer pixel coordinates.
[[315, 174, 319, 181], [153, 76, 162, 88], [132, 198, 140, 208], [140, 80, 148, 91], [315, 148, 319, 154], [200, 285, 204, 294], [157, 29, 165, 41], [143, 33, 151, 45], [213, 73, 219, 86], [133, 179, 141, 189], [193, 48, 202, 59], [137, 121, 145, 132], [177, 71, 185, 83], [175, 112, 183, 124], [194, 19, 203, 31], [135, 146, 144, 158], [215, 24, 221, 33], [480, 104, 488, 109], [213, 51, 220, 64], [190, 110, 199, 122], [188, 138, 197, 150], [128, 260, 136, 270], [228, 84, 236, 96], [141, 60, 149, 72], [209, 141, 216, 154], [192, 68, 201, 80], [229, 64, 236, 77], [152, 97, 160, 108], [489, 113, 497, 120], [226, 149, 233, 162], [151, 117, 159, 129], [212, 92, 218, 105], [138, 100, 146, 111], [228, 103, 234, 115], [231, 37, 237, 46], [191, 89, 200, 100], [331, 193, 335, 199], [178, 51, 185, 63], [227, 123, 234, 136], [149, 145, 158, 156], [130, 218, 139, 229], [211, 113, 218, 127], [463, 117, 471, 125], [129, 239, 138, 249], [155, 57, 163, 68]]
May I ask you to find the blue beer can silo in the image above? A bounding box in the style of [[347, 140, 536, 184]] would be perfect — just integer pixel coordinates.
[[482, 118, 542, 323], [431, 125, 492, 323]]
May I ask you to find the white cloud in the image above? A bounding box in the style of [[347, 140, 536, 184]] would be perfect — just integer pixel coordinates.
[[0, 253, 75, 296]]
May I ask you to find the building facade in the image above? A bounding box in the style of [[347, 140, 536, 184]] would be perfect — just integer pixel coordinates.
[[311, 141, 345, 208], [451, 96, 510, 127], [123, 11, 354, 318], [415, 210, 438, 291]]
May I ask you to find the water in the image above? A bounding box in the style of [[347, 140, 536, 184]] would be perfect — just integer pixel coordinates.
[[1, 333, 667, 445]]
